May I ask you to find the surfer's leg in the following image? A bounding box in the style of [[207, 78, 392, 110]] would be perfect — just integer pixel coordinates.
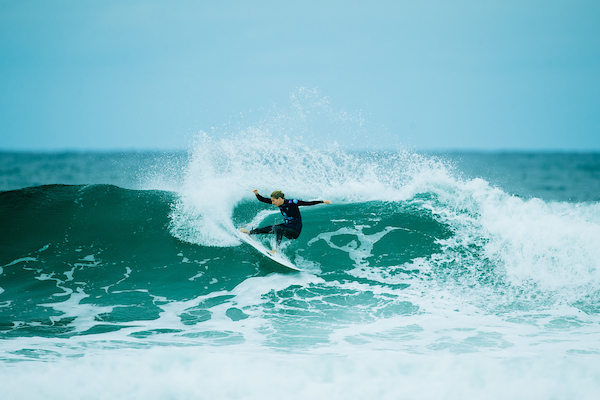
[[254, 224, 287, 246], [272, 225, 301, 246], [282, 227, 301, 240], [275, 227, 284, 246], [249, 224, 299, 246], [249, 225, 278, 235], [263, 224, 286, 246]]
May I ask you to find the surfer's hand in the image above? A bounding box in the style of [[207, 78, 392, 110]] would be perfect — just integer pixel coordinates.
[[252, 189, 258, 194], [323, 200, 332, 204]]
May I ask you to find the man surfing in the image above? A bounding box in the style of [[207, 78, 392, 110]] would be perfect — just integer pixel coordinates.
[[240, 189, 332, 253]]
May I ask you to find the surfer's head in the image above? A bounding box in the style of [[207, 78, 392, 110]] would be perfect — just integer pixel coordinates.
[[270, 190, 285, 207], [270, 190, 284, 199]]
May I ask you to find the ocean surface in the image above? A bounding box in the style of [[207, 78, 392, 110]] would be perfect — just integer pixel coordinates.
[[1, 136, 600, 399]]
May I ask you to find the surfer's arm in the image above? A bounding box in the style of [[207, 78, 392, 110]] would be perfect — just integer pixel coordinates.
[[297, 200, 332, 206], [253, 190, 272, 205]]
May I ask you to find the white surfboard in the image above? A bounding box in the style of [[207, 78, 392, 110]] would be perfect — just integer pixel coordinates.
[[235, 229, 300, 271]]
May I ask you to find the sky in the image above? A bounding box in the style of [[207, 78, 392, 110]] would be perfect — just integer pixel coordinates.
[[1, 0, 599, 152]]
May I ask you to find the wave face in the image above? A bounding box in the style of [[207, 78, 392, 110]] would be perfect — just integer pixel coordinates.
[[1, 138, 600, 398]]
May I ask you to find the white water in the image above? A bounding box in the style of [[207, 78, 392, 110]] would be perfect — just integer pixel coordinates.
[[168, 130, 449, 247], [1, 346, 599, 400]]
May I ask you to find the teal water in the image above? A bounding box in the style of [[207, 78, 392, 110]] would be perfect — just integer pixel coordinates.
[[1, 138, 600, 399]]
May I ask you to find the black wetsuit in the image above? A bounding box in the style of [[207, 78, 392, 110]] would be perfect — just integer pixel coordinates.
[[249, 193, 324, 245]]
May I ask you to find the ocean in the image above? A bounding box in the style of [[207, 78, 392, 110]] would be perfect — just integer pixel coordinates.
[[1, 134, 600, 399]]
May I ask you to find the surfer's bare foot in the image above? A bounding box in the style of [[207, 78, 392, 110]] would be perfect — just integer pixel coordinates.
[[239, 228, 250, 234], [269, 249, 277, 254]]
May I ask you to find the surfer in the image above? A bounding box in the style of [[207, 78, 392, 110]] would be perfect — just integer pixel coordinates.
[[240, 190, 331, 252]]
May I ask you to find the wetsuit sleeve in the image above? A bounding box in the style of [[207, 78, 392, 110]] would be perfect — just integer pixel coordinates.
[[296, 200, 324, 206], [255, 193, 272, 205]]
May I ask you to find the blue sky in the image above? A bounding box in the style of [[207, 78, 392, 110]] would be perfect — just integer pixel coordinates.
[[1, 0, 599, 151]]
